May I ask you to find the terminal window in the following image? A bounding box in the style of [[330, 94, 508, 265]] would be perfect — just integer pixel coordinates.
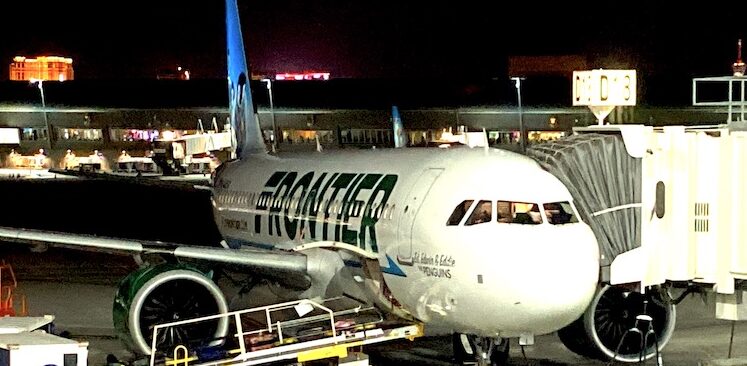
[[20, 127, 48, 141], [110, 128, 160, 142], [57, 128, 103, 141]]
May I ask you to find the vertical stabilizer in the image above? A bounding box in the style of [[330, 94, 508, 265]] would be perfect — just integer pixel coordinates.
[[392, 106, 408, 148], [226, 0, 266, 158]]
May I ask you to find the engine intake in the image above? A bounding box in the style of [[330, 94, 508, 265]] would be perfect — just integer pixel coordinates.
[[113, 263, 229, 355], [558, 284, 676, 362]]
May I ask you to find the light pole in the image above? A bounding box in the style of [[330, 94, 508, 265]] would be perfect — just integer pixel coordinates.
[[30, 79, 52, 150], [261, 78, 277, 152], [511, 76, 526, 153]]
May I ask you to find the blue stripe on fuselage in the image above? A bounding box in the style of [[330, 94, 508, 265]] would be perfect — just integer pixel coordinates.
[[381, 254, 407, 277]]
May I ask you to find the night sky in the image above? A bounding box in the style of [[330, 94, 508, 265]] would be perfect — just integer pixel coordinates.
[[0, 1, 745, 81]]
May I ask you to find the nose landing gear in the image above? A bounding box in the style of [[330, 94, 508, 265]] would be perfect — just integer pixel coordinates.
[[453, 333, 510, 366]]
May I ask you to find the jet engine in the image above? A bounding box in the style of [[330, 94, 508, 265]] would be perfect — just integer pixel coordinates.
[[113, 263, 229, 355], [558, 284, 676, 363]]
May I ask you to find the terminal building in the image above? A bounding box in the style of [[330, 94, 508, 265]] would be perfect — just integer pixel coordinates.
[[9, 56, 75, 82], [0, 76, 732, 168]]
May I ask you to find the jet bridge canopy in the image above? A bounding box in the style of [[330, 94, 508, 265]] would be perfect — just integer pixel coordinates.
[[527, 132, 642, 268]]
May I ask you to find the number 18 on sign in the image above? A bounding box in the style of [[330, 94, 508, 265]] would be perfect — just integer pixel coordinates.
[[573, 69, 636, 125]]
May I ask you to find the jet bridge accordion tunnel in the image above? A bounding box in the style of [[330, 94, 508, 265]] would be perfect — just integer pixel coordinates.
[[527, 132, 642, 272], [526, 131, 674, 363]]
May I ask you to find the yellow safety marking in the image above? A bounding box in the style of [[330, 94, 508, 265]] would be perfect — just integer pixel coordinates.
[[407, 323, 425, 341], [297, 344, 348, 362], [166, 345, 198, 366]]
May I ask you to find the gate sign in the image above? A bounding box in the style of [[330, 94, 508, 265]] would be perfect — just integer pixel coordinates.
[[573, 69, 636, 106]]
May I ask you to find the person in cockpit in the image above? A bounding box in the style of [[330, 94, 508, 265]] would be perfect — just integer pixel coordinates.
[[513, 203, 542, 224], [467, 200, 492, 225], [528, 204, 542, 224]]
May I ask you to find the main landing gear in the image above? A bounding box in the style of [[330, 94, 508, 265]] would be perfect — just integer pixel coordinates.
[[453, 333, 510, 366]]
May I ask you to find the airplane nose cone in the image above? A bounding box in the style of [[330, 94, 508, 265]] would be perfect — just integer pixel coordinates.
[[458, 224, 599, 337], [516, 226, 599, 332]]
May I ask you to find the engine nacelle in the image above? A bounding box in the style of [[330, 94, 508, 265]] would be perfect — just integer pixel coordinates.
[[558, 284, 676, 363], [113, 263, 229, 355]]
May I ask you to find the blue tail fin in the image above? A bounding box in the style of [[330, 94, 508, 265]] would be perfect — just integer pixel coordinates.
[[226, 0, 266, 158], [392, 106, 408, 148]]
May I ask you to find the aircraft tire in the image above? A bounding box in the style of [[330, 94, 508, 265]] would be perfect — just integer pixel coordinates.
[[452, 334, 509, 366]]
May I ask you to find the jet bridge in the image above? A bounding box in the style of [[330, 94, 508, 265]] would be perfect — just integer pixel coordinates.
[[529, 123, 747, 321], [528, 75, 747, 321]]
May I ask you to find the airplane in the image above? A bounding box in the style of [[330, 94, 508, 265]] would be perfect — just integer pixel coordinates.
[[0, 1, 675, 365]]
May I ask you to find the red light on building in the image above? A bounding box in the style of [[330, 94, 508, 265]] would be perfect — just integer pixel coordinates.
[[275, 72, 330, 81], [9, 56, 75, 81]]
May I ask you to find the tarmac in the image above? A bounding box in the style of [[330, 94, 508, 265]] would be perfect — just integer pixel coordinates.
[[3, 246, 745, 366]]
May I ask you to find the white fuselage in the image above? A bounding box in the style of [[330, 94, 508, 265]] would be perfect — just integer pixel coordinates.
[[212, 147, 599, 338]]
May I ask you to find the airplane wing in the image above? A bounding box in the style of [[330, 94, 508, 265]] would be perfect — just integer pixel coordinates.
[[46, 168, 211, 190], [0, 226, 309, 284]]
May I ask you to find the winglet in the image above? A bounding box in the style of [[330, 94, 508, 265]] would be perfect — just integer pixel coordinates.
[[226, 0, 266, 158], [392, 106, 408, 148]]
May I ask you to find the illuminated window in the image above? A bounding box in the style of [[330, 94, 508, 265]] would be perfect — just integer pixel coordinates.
[[57, 128, 102, 141], [387, 204, 396, 220], [110, 128, 160, 142], [502, 201, 542, 225], [543, 201, 579, 225], [465, 200, 492, 226], [446, 200, 474, 226], [20, 128, 48, 141], [381, 204, 390, 219]]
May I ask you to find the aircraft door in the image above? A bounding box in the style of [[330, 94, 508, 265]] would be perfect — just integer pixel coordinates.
[[396, 168, 443, 265]]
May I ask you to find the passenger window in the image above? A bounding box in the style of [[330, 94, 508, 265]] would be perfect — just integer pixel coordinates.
[[330, 200, 338, 214], [446, 200, 474, 226], [465, 200, 492, 226], [543, 201, 579, 225]]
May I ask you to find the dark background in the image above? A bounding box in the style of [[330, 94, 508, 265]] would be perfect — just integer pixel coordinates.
[[0, 179, 221, 245], [1, 1, 744, 81]]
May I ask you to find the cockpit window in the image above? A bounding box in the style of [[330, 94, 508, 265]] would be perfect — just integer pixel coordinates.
[[446, 200, 474, 226], [498, 201, 542, 224], [543, 201, 579, 225], [465, 200, 492, 225]]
